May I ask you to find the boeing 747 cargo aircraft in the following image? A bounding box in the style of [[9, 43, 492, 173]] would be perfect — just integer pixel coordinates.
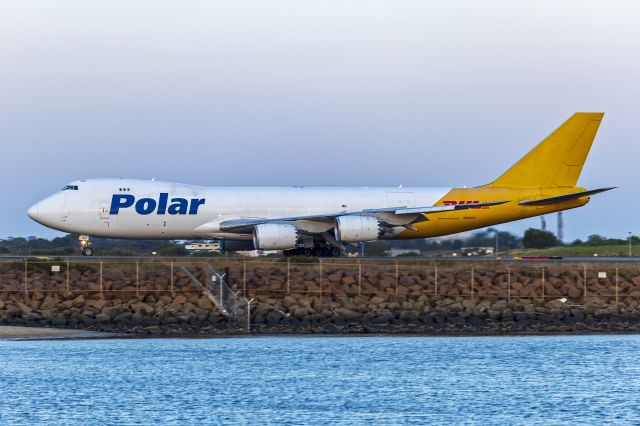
[[28, 113, 613, 256]]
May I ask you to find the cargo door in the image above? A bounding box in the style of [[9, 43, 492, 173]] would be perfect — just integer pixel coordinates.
[[60, 193, 71, 226], [92, 200, 110, 228]]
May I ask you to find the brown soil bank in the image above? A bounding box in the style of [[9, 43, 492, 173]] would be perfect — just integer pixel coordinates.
[[1, 260, 640, 335], [0, 325, 112, 340]]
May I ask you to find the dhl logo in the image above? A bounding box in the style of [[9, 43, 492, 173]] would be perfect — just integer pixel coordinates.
[[443, 200, 489, 209]]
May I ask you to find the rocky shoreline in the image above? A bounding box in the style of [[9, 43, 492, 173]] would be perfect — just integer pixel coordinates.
[[1, 260, 640, 336]]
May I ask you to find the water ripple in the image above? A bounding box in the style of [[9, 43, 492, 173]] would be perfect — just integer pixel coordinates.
[[0, 335, 639, 424]]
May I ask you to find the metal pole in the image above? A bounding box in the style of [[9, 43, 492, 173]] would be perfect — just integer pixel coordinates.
[[583, 264, 587, 303], [136, 261, 140, 298], [495, 230, 499, 258], [66, 259, 70, 293], [170, 261, 174, 295], [319, 259, 323, 302], [247, 298, 254, 333], [243, 260, 247, 297], [434, 263, 438, 297], [629, 232, 632, 257], [286, 260, 290, 294], [358, 262, 362, 296], [99, 261, 103, 294], [395, 263, 399, 295], [541, 268, 545, 302], [24, 258, 28, 297], [615, 267, 619, 305], [507, 267, 511, 303], [470, 266, 474, 300]]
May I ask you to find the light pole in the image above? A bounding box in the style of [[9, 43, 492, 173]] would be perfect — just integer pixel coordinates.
[[629, 232, 632, 257]]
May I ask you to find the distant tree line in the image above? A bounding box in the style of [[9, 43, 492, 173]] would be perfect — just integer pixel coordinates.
[[0, 230, 636, 256], [0, 235, 189, 256], [521, 229, 640, 249]]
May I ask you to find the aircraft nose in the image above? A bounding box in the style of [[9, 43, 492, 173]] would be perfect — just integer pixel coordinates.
[[28, 193, 66, 227], [27, 203, 39, 220]]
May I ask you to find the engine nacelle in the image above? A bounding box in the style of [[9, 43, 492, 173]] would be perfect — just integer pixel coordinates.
[[334, 215, 382, 242], [219, 240, 255, 251], [253, 223, 301, 250]]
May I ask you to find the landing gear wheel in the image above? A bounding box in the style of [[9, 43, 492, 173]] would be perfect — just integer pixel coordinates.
[[330, 247, 341, 257], [78, 235, 92, 256], [320, 247, 329, 257], [303, 248, 312, 256]]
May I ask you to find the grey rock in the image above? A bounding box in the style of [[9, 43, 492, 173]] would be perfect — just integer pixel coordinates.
[[50, 317, 67, 327], [95, 313, 111, 323]]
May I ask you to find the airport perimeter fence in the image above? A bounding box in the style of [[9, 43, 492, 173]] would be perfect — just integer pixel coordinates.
[[1, 258, 640, 306]]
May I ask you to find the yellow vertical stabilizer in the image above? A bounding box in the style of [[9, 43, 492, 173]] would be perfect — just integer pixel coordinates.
[[484, 112, 604, 188]]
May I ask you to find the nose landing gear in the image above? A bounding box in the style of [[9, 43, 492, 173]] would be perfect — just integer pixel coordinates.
[[79, 235, 94, 256]]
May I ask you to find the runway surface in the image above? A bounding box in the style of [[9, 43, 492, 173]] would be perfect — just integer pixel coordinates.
[[1, 255, 639, 262]]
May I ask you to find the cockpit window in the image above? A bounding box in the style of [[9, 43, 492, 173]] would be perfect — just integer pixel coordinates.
[[61, 185, 79, 191]]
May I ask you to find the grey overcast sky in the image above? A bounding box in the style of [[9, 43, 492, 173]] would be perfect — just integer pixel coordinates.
[[1, 0, 638, 241]]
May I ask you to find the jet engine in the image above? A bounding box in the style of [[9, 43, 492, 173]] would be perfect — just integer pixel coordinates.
[[253, 223, 301, 250], [219, 240, 255, 251], [334, 215, 382, 242]]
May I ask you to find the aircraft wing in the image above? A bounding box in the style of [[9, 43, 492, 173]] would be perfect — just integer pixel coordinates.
[[217, 200, 510, 232]]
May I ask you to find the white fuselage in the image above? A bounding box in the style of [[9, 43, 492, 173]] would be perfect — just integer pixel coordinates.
[[28, 179, 449, 240]]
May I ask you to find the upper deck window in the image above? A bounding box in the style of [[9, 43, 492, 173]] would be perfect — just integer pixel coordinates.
[[61, 185, 79, 191]]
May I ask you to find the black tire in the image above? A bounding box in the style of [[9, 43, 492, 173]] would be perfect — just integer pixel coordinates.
[[303, 248, 312, 256], [330, 247, 341, 257], [83, 247, 94, 256], [320, 247, 329, 257]]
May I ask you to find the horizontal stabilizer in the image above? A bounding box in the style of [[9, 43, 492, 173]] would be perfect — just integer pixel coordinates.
[[518, 187, 615, 206]]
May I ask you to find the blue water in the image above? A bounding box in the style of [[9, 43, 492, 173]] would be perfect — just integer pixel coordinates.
[[1, 335, 639, 424]]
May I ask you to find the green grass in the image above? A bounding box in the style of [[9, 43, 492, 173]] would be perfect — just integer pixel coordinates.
[[505, 244, 635, 257]]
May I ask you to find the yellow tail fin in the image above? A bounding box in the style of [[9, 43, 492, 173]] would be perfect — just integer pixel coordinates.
[[485, 112, 604, 188]]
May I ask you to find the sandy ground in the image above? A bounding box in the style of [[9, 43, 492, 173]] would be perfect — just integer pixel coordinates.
[[0, 326, 115, 340]]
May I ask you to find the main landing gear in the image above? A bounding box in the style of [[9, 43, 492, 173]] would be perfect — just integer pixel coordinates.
[[283, 244, 342, 258], [79, 235, 94, 256]]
